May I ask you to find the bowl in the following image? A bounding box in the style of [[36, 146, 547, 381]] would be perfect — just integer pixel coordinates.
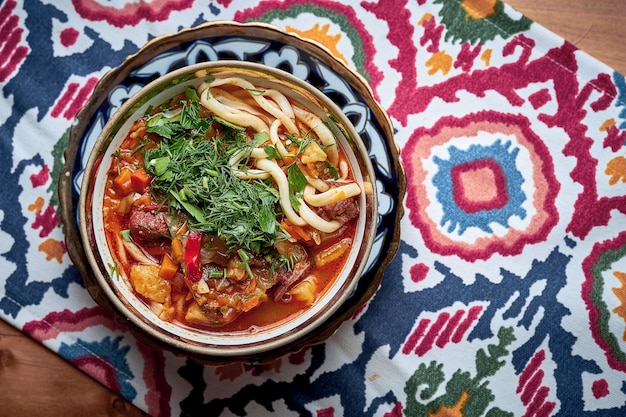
[[79, 61, 378, 364]]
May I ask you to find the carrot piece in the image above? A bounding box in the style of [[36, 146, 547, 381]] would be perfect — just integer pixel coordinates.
[[241, 295, 261, 312], [159, 254, 179, 280], [280, 155, 295, 166], [281, 221, 312, 242], [113, 167, 133, 196], [294, 225, 313, 241], [133, 193, 152, 209], [131, 168, 152, 193], [171, 237, 184, 264], [280, 221, 298, 241]]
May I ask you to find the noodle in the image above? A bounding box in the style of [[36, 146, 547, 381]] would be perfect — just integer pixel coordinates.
[[200, 88, 270, 133], [201, 76, 355, 233], [303, 183, 361, 207], [297, 200, 342, 233], [255, 158, 307, 226], [229, 147, 271, 180], [205, 76, 298, 133], [293, 106, 339, 166], [210, 87, 271, 122], [269, 119, 291, 159]]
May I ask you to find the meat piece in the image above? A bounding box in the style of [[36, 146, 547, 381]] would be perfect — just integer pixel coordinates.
[[317, 197, 360, 223], [129, 209, 170, 242], [273, 241, 311, 302]]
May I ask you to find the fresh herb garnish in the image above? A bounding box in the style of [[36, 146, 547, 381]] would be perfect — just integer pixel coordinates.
[[120, 229, 131, 242], [287, 163, 307, 210], [246, 88, 266, 96], [145, 86, 212, 141], [237, 249, 254, 279], [326, 161, 339, 180], [143, 91, 288, 254], [263, 145, 282, 160]]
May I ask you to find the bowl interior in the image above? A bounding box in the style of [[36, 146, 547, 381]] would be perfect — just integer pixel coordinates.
[[79, 61, 377, 358]]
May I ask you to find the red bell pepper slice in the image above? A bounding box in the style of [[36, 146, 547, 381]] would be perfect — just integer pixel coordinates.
[[184, 232, 203, 282]]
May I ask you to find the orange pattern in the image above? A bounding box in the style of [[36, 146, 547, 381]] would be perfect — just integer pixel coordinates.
[[286, 23, 347, 64], [461, 0, 498, 20]]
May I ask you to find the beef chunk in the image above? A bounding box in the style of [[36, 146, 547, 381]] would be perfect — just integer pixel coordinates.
[[129, 209, 170, 242], [317, 197, 360, 223], [273, 241, 311, 302]]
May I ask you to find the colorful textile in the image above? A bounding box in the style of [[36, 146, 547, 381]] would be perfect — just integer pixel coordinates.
[[2, 0, 626, 416]]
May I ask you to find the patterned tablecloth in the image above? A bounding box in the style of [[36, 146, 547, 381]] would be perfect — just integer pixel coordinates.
[[3, 0, 626, 416]]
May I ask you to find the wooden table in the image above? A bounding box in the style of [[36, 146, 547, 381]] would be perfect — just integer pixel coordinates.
[[1, 1, 625, 415]]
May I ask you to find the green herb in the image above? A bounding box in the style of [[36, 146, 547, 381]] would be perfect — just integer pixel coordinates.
[[146, 113, 178, 139], [120, 229, 131, 242], [263, 145, 281, 160], [287, 163, 307, 211], [285, 132, 314, 154], [237, 249, 254, 279], [130, 139, 147, 156], [279, 253, 299, 270], [213, 116, 246, 131], [108, 262, 121, 280], [246, 88, 266, 96], [145, 89, 212, 141], [185, 86, 200, 101], [209, 270, 225, 279], [112, 149, 122, 175], [143, 95, 288, 254], [326, 161, 339, 180], [150, 156, 170, 177]]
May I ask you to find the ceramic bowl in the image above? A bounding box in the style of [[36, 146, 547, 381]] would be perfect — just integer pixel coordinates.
[[78, 61, 378, 364]]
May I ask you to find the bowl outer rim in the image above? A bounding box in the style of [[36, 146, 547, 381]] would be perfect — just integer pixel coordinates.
[[78, 61, 378, 358], [58, 20, 407, 364]]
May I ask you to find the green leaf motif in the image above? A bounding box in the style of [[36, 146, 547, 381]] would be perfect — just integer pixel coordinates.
[[403, 326, 516, 417]]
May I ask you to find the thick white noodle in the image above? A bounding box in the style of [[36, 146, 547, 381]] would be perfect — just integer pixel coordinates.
[[305, 175, 330, 192], [196, 77, 356, 234], [210, 87, 271, 123], [339, 160, 349, 180], [229, 147, 271, 180], [255, 158, 306, 226], [208, 77, 299, 133], [200, 88, 269, 133], [264, 89, 295, 121], [269, 119, 291, 158], [303, 183, 361, 207], [293, 106, 339, 166], [297, 199, 342, 233], [255, 161, 343, 233], [196, 80, 210, 96]]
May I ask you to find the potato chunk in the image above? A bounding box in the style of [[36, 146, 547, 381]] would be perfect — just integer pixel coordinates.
[[290, 275, 318, 305], [301, 141, 327, 164], [185, 302, 214, 325], [129, 264, 171, 304]]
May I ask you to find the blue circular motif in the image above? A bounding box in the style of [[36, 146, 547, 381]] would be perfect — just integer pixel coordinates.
[[433, 139, 527, 234]]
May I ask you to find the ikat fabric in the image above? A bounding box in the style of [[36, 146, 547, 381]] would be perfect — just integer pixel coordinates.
[[2, 0, 626, 416]]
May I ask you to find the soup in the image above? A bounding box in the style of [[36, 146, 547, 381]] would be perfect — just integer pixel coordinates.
[[101, 72, 365, 332]]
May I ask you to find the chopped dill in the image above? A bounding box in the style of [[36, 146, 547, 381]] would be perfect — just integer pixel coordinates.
[[142, 91, 289, 254]]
